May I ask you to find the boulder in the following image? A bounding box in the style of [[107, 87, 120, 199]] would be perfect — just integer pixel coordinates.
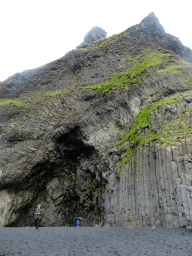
[[84, 26, 107, 44], [76, 26, 107, 49]]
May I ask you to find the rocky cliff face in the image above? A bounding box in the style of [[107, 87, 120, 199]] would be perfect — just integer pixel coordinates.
[[104, 92, 192, 229], [0, 12, 192, 228]]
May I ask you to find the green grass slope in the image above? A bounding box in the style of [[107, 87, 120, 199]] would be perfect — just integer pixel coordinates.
[[82, 47, 192, 94], [108, 90, 192, 170]]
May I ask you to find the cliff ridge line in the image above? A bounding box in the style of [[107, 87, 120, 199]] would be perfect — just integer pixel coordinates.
[[0, 12, 192, 228]]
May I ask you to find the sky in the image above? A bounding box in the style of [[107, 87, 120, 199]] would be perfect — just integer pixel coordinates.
[[0, 0, 191, 82]]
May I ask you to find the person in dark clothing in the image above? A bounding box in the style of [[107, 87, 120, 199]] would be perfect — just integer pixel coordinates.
[[34, 204, 43, 231]]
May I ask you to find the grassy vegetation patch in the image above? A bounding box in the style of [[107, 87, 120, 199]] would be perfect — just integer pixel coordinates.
[[23, 110, 39, 120], [60, 174, 72, 183], [138, 118, 189, 150], [182, 108, 192, 112], [109, 90, 192, 170], [30, 84, 79, 103], [72, 74, 79, 80], [76, 27, 133, 52], [0, 83, 80, 111], [81, 48, 173, 94], [157, 57, 192, 85], [0, 98, 25, 107]]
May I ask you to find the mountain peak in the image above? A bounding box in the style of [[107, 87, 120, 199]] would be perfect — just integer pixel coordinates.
[[141, 12, 165, 32]]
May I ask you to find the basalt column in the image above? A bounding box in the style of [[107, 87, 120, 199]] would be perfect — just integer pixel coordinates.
[[103, 142, 192, 228]]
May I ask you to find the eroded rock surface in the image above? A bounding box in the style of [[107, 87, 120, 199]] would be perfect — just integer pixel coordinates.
[[104, 94, 192, 229], [0, 12, 192, 228]]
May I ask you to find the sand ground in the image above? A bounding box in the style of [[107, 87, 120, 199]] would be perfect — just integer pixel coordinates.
[[0, 227, 192, 256]]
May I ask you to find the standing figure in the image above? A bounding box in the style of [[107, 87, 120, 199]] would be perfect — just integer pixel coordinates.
[[34, 204, 42, 231], [76, 218, 80, 227]]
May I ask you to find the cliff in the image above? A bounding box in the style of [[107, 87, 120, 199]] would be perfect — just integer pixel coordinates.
[[0, 12, 192, 228]]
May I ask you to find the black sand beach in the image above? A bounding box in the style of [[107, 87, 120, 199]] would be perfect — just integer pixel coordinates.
[[0, 227, 192, 256]]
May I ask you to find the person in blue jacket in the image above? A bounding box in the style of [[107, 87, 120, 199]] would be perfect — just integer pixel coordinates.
[[76, 218, 80, 227]]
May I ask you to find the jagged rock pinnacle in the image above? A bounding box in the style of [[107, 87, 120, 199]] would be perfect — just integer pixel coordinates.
[[84, 26, 107, 44], [141, 12, 165, 32], [76, 26, 107, 49]]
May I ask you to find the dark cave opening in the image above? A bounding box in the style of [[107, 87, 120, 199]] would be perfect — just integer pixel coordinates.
[[56, 125, 96, 161], [6, 125, 106, 227]]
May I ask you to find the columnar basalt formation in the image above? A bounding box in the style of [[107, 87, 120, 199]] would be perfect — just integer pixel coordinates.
[[0, 12, 192, 228], [103, 94, 192, 228]]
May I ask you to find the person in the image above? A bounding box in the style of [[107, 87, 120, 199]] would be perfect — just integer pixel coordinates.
[[76, 218, 80, 227], [34, 204, 42, 231]]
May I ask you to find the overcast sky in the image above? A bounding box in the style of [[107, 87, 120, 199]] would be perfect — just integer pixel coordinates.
[[0, 0, 191, 82]]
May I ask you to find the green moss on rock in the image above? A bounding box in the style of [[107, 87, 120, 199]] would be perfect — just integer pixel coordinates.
[[157, 56, 192, 85], [76, 27, 132, 52], [30, 83, 79, 103], [0, 98, 25, 107], [109, 90, 192, 170], [81, 48, 174, 94]]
